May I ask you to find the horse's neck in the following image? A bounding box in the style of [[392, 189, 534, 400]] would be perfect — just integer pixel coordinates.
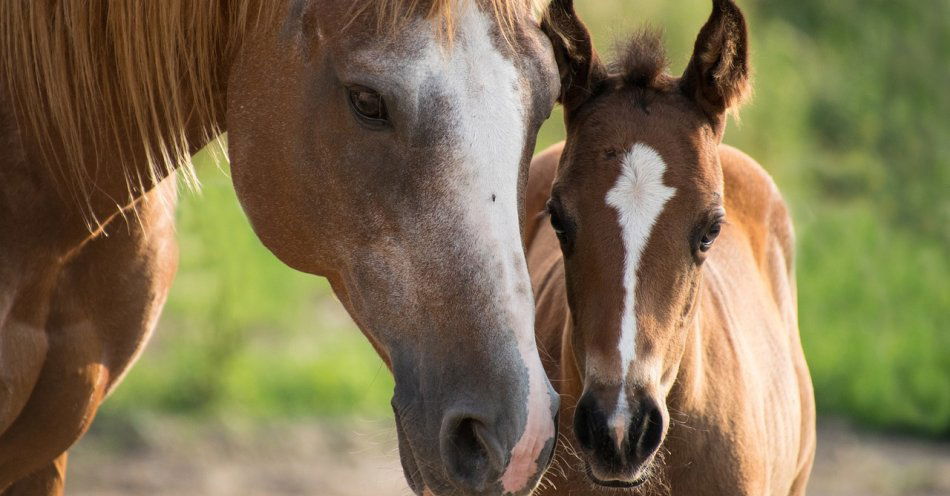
[[1, 2, 259, 236], [5, 86, 227, 252], [75, 71, 230, 221], [1, 82, 87, 255]]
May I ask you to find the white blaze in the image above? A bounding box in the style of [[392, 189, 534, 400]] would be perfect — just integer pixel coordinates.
[[365, 4, 554, 492], [443, 8, 555, 493], [604, 144, 676, 427]]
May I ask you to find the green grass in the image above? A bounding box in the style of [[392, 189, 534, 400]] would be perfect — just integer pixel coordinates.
[[103, 149, 394, 420], [797, 206, 950, 436], [102, 0, 950, 438]]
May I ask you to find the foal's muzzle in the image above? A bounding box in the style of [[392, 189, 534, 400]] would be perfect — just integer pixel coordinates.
[[573, 389, 665, 485]]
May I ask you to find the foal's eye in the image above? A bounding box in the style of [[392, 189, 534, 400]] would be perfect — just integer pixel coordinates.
[[699, 221, 722, 252], [549, 210, 566, 237], [546, 199, 572, 249], [347, 86, 388, 126]]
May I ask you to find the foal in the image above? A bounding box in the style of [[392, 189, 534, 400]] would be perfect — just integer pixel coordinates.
[[528, 0, 816, 494]]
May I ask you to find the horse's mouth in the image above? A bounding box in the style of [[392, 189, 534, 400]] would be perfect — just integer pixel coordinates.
[[393, 407, 426, 495], [584, 464, 650, 489]]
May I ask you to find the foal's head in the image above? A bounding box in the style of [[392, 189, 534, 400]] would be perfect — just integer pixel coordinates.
[[227, 1, 561, 494], [543, 0, 750, 487]]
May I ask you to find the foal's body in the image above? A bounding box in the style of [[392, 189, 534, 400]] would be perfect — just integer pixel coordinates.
[[529, 0, 815, 492], [527, 143, 815, 495]]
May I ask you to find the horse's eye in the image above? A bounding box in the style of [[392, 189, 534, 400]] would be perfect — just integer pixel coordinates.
[[699, 221, 722, 252], [348, 86, 388, 125]]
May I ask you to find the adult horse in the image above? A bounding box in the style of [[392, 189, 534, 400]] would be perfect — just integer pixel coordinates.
[[527, 0, 815, 493], [0, 1, 561, 494]]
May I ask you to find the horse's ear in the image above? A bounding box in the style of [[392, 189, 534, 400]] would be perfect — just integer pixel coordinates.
[[680, 0, 750, 125], [541, 0, 607, 114]]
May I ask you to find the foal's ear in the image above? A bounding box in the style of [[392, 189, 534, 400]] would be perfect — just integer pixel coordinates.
[[680, 0, 750, 126], [541, 0, 607, 113]]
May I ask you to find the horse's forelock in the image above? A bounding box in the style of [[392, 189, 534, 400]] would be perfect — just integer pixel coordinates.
[[350, 0, 550, 44]]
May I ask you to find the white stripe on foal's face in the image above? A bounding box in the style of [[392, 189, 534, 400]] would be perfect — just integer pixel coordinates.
[[604, 144, 676, 428]]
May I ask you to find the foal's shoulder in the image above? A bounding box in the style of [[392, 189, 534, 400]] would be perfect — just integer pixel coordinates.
[[718, 144, 795, 275]]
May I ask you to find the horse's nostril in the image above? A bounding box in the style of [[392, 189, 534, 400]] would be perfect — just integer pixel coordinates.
[[633, 401, 664, 459], [441, 416, 505, 491]]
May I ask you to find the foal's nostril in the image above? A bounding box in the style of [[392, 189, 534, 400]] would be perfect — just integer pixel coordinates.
[[632, 401, 664, 459], [573, 393, 598, 452], [441, 416, 506, 491]]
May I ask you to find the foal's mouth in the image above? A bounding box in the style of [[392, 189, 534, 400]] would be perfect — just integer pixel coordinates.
[[584, 463, 650, 489]]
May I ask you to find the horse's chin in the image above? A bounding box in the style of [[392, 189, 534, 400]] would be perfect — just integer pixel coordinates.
[[584, 463, 651, 490], [393, 409, 426, 495], [394, 412, 454, 496]]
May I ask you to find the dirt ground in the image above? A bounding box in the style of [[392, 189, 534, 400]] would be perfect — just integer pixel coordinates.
[[68, 416, 950, 496]]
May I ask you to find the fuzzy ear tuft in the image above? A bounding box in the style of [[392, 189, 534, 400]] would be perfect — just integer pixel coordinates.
[[616, 28, 668, 89], [541, 0, 608, 113], [681, 0, 751, 119]]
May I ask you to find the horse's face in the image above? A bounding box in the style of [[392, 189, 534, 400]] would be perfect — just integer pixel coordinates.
[[543, 0, 749, 487], [551, 92, 724, 487], [227, 1, 560, 495]]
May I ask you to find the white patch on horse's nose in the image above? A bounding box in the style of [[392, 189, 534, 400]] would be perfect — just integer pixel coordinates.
[[501, 350, 554, 493], [435, 4, 554, 493], [605, 144, 676, 391]]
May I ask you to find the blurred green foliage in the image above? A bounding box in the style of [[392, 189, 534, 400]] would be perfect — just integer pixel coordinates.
[[103, 0, 950, 436], [104, 149, 394, 419]]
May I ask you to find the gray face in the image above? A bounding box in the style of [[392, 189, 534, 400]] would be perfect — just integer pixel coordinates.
[[227, 2, 561, 494]]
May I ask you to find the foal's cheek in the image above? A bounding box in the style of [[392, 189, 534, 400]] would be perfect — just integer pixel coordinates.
[[568, 324, 588, 378]]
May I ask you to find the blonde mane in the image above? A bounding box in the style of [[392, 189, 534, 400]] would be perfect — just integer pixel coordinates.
[[0, 1, 276, 227], [0, 0, 545, 228]]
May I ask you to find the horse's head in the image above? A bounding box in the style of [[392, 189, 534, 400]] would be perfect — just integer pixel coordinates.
[[542, 0, 750, 487], [227, 1, 560, 494]]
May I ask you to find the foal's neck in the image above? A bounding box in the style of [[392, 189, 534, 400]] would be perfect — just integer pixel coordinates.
[[666, 303, 708, 412]]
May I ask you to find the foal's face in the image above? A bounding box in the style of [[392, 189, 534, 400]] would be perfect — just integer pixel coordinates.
[[227, 1, 560, 495], [542, 0, 750, 487], [551, 90, 725, 485]]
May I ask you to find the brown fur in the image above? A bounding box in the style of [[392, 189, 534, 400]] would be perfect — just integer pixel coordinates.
[[529, 1, 815, 494]]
